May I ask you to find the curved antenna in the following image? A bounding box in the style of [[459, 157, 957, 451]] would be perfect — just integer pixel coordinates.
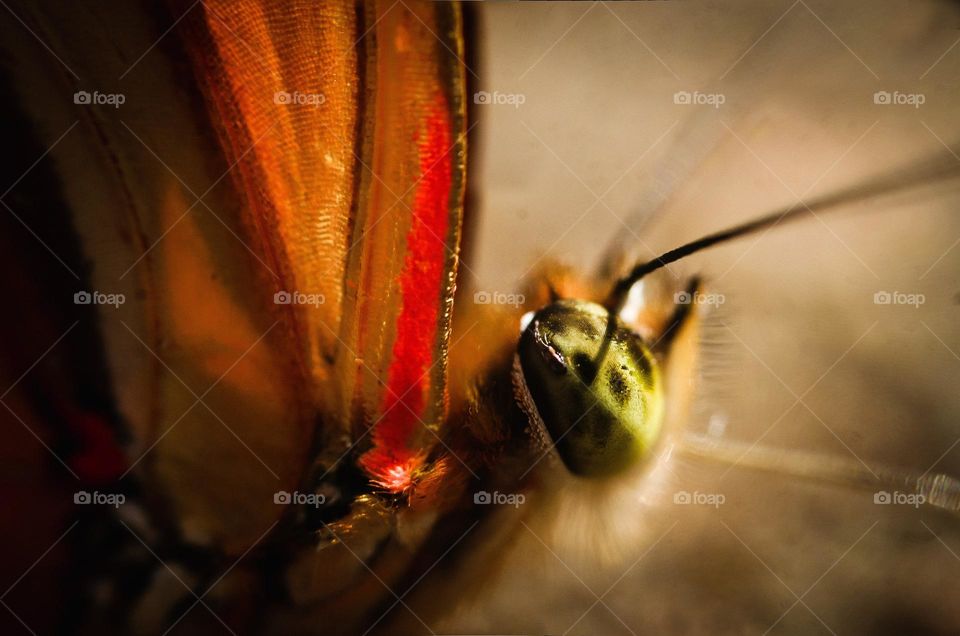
[[678, 434, 960, 514], [605, 151, 960, 315], [586, 150, 960, 383]]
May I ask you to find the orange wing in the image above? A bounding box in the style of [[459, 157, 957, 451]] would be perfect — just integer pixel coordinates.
[[184, 0, 467, 491], [0, 0, 465, 560]]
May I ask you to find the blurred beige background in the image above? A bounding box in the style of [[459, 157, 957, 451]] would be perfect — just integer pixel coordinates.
[[437, 2, 960, 634]]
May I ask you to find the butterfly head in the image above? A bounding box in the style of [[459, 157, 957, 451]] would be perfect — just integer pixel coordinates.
[[514, 299, 664, 477]]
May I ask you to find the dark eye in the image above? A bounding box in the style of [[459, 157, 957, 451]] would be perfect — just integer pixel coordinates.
[[571, 352, 598, 383]]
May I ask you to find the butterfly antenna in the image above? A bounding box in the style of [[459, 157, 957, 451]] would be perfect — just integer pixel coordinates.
[[605, 150, 960, 315], [678, 433, 960, 514]]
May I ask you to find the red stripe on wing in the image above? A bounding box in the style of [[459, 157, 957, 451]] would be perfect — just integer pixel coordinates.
[[359, 94, 453, 492]]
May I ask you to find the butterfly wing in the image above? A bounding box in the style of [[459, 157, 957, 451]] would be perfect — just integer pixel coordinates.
[[185, 0, 467, 492], [0, 0, 465, 564]]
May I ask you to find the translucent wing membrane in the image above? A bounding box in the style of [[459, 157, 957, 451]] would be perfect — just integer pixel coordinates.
[[0, 0, 464, 562], [187, 1, 363, 394], [184, 0, 466, 493], [345, 2, 467, 489]]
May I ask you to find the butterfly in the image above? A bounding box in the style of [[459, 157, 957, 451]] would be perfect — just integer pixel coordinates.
[[1, 1, 959, 635]]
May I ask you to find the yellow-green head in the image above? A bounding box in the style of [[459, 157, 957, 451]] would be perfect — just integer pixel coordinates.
[[515, 299, 664, 477]]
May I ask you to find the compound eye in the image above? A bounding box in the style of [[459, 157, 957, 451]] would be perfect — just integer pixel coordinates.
[[515, 300, 664, 477]]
